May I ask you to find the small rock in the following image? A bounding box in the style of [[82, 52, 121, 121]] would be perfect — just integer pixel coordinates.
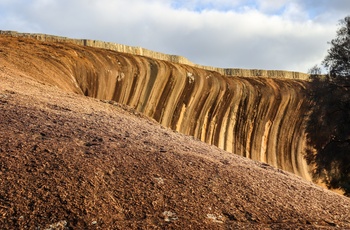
[[154, 177, 164, 185], [163, 211, 178, 222], [44, 220, 68, 230], [207, 214, 224, 223]]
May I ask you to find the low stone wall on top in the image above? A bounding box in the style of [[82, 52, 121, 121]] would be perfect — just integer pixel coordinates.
[[0, 30, 310, 80]]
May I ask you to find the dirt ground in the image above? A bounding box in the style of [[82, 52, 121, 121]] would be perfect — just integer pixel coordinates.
[[0, 60, 350, 229]]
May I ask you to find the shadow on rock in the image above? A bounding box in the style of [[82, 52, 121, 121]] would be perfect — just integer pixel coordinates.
[[305, 75, 350, 196]]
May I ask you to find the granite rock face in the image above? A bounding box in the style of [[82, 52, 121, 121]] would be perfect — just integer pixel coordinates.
[[0, 32, 311, 180], [0, 30, 309, 79]]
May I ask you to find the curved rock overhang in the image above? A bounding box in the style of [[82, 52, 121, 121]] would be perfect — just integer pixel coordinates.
[[0, 32, 312, 181]]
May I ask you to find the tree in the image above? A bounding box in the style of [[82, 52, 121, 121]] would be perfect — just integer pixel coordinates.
[[323, 16, 350, 78], [308, 65, 322, 76], [306, 16, 350, 196], [307, 64, 322, 80]]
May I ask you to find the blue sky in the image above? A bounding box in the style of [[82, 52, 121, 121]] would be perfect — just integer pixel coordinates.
[[0, 0, 349, 72], [171, 0, 260, 13]]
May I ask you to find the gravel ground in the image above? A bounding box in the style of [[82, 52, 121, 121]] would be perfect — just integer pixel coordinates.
[[0, 64, 350, 229]]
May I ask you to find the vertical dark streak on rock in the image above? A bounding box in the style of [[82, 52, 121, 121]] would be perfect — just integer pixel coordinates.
[[0, 33, 313, 181]]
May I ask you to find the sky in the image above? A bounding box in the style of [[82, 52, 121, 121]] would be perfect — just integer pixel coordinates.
[[0, 0, 349, 73]]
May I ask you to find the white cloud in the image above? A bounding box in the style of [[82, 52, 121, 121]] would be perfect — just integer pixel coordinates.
[[0, 0, 348, 72]]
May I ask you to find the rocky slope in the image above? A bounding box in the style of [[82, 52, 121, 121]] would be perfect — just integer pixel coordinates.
[[1, 56, 350, 229], [0, 32, 312, 182]]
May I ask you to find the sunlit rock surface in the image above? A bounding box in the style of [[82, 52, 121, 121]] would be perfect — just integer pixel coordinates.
[[0, 31, 311, 180]]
